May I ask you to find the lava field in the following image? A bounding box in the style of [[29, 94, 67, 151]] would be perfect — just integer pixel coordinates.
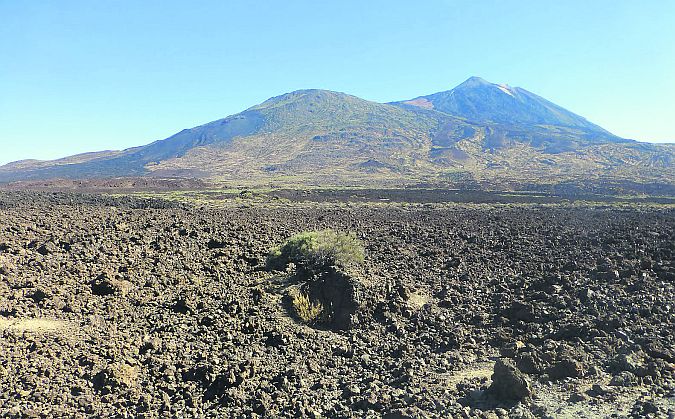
[[0, 191, 673, 418]]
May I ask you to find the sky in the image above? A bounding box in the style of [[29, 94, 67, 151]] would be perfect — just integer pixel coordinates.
[[1, 0, 674, 165]]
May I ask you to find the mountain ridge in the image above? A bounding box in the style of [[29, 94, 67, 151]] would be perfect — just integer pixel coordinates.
[[1, 77, 673, 192]]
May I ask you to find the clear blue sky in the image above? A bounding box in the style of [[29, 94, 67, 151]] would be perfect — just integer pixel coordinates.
[[1, 0, 674, 165]]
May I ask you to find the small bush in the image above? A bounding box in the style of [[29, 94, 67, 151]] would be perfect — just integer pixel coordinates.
[[288, 288, 326, 324], [266, 229, 365, 272]]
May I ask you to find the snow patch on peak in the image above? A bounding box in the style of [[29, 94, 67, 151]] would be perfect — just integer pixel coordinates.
[[496, 84, 515, 97]]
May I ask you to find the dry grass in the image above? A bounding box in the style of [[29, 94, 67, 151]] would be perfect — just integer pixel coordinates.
[[288, 288, 326, 324], [0, 318, 69, 333], [407, 291, 429, 309]]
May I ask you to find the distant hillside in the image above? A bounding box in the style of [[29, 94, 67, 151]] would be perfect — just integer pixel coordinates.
[[1, 77, 673, 193]]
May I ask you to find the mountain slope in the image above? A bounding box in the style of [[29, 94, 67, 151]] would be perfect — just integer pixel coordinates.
[[145, 90, 477, 180], [0, 80, 673, 191], [398, 76, 613, 133], [0, 90, 473, 182]]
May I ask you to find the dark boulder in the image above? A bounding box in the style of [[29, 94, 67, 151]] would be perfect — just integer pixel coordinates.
[[488, 358, 532, 401], [610, 371, 638, 387], [547, 358, 585, 380], [37, 241, 58, 256], [304, 268, 360, 330]]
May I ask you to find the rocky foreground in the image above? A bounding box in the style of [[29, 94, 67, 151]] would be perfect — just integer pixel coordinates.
[[0, 191, 673, 418]]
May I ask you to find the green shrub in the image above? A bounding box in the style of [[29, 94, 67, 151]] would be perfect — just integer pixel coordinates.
[[266, 229, 365, 271]]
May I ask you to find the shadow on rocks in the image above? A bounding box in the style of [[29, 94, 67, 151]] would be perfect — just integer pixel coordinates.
[[459, 358, 533, 412]]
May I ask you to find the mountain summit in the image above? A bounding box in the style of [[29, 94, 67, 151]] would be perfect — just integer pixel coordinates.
[[0, 78, 672, 191], [399, 76, 611, 134]]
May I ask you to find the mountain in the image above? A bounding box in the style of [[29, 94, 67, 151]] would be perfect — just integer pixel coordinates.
[[1, 78, 673, 193], [0, 89, 473, 182], [398, 77, 608, 130]]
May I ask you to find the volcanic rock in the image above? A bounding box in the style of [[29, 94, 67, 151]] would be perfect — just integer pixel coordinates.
[[610, 371, 639, 387], [90, 273, 132, 296], [300, 266, 374, 330], [547, 358, 585, 380], [93, 363, 139, 393], [488, 358, 532, 401]]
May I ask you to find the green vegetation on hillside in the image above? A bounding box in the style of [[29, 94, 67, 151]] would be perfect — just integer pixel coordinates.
[[1, 83, 673, 193]]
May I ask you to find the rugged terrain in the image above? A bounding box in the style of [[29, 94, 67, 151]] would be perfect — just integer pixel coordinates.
[[0, 191, 673, 418], [1, 77, 673, 192]]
